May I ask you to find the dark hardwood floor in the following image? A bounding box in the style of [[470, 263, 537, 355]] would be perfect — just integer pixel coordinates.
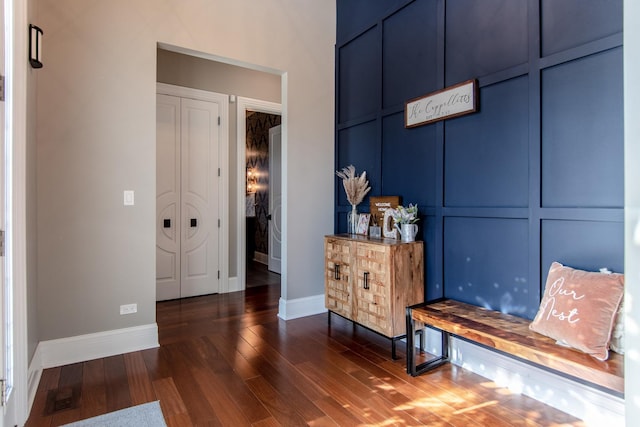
[[26, 267, 584, 426], [246, 261, 281, 288]]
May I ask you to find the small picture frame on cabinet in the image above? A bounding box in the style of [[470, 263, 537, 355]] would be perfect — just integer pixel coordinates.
[[356, 214, 371, 235]]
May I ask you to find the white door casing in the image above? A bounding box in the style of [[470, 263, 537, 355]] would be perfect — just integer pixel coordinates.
[[0, 1, 7, 423], [156, 84, 228, 300], [268, 125, 282, 274], [3, 0, 29, 424]]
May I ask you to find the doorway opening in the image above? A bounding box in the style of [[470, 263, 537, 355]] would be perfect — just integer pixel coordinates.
[[245, 112, 281, 288], [236, 97, 282, 291]]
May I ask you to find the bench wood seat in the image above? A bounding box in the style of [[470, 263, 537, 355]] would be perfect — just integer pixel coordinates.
[[406, 299, 624, 395]]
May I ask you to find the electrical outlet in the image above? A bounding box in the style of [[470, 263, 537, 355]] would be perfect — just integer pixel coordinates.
[[120, 303, 137, 315]]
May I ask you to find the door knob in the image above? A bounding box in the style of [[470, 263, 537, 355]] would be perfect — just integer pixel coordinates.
[[267, 214, 272, 220], [163, 219, 171, 228], [190, 218, 197, 227]]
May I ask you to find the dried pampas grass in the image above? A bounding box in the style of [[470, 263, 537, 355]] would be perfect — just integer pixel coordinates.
[[336, 165, 371, 206]]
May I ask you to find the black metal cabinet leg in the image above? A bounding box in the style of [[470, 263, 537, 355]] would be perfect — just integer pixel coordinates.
[[392, 339, 397, 360]]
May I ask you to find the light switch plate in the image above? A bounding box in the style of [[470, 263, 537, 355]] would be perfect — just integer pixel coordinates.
[[124, 190, 134, 206]]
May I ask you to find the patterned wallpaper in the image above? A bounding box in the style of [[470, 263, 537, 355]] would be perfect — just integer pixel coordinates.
[[246, 112, 281, 256]]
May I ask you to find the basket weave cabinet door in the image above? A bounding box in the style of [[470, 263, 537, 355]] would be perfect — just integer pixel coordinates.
[[353, 242, 392, 336], [324, 237, 353, 319]]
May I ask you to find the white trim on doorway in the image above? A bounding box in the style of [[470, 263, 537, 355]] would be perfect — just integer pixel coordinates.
[[156, 83, 230, 293], [5, 0, 30, 424], [236, 97, 282, 291]]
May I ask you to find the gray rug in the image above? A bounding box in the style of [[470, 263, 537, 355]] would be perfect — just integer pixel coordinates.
[[61, 401, 167, 427]]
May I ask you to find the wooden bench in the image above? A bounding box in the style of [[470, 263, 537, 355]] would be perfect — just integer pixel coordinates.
[[405, 298, 624, 396]]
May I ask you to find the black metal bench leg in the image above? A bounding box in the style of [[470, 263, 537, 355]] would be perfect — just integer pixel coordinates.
[[406, 306, 417, 374], [417, 328, 425, 351], [406, 303, 451, 376]]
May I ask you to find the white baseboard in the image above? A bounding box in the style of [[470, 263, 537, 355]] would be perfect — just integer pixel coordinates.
[[419, 329, 624, 426], [227, 276, 241, 293], [278, 293, 326, 320], [254, 251, 268, 265], [35, 323, 159, 370], [27, 349, 43, 415]]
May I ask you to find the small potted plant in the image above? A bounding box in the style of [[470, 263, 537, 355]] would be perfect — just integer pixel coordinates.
[[390, 204, 419, 242]]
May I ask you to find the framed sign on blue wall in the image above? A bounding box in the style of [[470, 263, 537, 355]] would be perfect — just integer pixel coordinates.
[[405, 79, 478, 128]]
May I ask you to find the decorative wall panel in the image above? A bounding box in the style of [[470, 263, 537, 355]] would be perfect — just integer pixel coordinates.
[[381, 112, 437, 207], [541, 220, 624, 278], [541, 0, 623, 57], [336, 0, 623, 316], [541, 48, 623, 208], [382, 0, 438, 109], [445, 76, 529, 207], [444, 217, 530, 316], [445, 0, 527, 86], [336, 121, 380, 207], [338, 28, 379, 123]]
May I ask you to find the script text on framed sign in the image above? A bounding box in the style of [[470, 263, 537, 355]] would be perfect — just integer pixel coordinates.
[[405, 79, 478, 128]]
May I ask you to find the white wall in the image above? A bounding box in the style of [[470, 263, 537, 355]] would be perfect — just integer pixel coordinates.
[[624, 1, 640, 425], [35, 0, 335, 341]]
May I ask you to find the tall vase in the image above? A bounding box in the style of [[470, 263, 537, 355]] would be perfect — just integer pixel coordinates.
[[347, 205, 358, 234]]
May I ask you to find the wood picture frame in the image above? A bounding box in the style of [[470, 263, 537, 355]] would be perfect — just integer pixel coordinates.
[[356, 214, 371, 235], [405, 79, 478, 128]]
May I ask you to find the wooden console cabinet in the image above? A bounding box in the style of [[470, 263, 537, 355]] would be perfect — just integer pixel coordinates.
[[324, 234, 424, 358]]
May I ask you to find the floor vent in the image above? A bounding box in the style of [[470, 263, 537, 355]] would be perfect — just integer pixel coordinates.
[[43, 386, 80, 415]]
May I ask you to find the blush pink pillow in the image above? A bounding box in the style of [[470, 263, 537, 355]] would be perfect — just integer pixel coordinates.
[[529, 262, 624, 361]]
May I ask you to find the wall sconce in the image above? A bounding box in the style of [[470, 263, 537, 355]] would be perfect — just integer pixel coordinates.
[[29, 24, 43, 69], [246, 167, 258, 194]]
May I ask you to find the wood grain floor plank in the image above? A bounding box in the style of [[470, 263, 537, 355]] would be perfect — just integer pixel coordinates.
[[103, 354, 132, 412], [296, 360, 400, 426], [153, 378, 193, 425], [123, 351, 156, 405], [199, 337, 273, 423], [164, 412, 194, 427], [205, 332, 262, 380], [239, 327, 329, 402], [229, 337, 327, 423], [191, 366, 253, 427], [312, 395, 366, 426], [251, 416, 282, 427], [78, 358, 106, 421], [162, 342, 222, 426], [245, 375, 309, 426]]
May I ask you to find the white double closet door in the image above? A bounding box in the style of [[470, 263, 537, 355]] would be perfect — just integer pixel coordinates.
[[156, 93, 220, 301]]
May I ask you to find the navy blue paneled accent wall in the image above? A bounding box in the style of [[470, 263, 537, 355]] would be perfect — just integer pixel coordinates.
[[335, 0, 623, 318]]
